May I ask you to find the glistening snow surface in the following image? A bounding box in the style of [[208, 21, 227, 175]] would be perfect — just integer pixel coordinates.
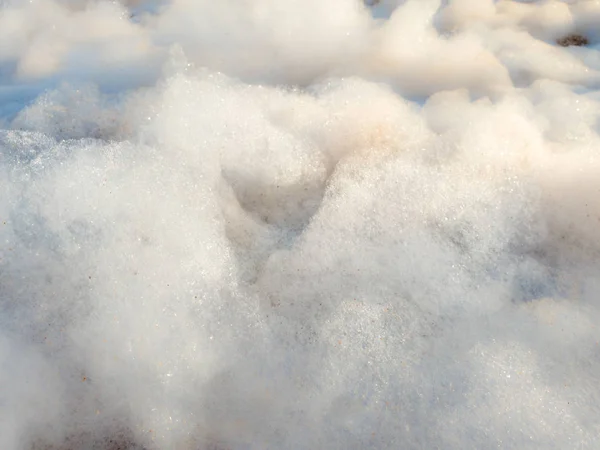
[[1, 0, 600, 449]]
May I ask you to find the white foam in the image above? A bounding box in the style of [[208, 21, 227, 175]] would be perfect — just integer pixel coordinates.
[[1, 1, 600, 449]]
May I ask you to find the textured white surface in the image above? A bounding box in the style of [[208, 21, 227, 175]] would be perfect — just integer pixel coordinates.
[[1, 1, 599, 449]]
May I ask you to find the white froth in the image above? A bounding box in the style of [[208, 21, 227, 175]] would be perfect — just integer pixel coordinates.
[[1, 1, 600, 449]]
